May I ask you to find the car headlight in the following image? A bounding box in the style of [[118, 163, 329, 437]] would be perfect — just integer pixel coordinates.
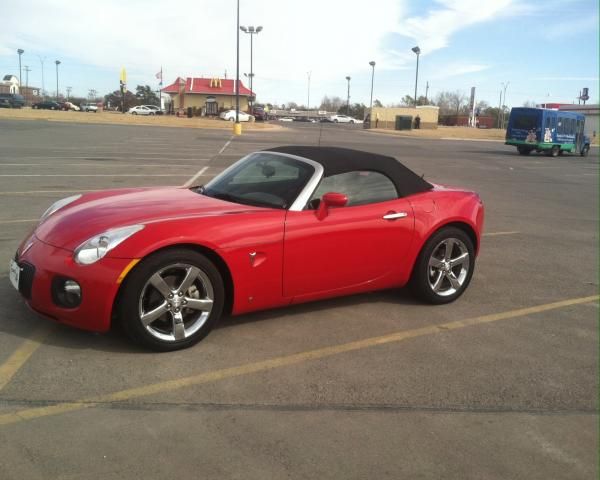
[[40, 194, 82, 222], [74, 225, 144, 265]]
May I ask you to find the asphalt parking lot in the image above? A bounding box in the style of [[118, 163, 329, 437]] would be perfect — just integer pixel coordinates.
[[0, 118, 597, 479]]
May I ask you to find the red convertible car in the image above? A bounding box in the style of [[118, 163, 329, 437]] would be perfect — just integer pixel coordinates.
[[11, 146, 484, 351]]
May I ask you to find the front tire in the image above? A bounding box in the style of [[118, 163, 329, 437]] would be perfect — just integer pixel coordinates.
[[410, 227, 475, 304], [118, 248, 225, 351], [517, 146, 531, 155]]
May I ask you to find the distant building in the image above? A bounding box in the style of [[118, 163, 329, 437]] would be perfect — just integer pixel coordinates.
[[0, 75, 20, 94], [368, 106, 439, 129], [0, 74, 41, 105], [161, 77, 253, 115], [538, 103, 599, 138]]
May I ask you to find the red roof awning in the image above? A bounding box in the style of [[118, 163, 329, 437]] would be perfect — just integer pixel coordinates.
[[161, 77, 253, 96]]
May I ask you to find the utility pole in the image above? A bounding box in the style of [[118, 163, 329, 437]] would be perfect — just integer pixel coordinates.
[[425, 81, 429, 103], [66, 86, 72, 100], [369, 61, 376, 116], [55, 60, 61, 101]]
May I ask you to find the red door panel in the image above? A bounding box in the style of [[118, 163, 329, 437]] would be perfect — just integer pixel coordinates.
[[283, 199, 414, 298]]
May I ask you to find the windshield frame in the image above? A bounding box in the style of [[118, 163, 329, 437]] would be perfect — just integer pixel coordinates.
[[202, 152, 323, 211]]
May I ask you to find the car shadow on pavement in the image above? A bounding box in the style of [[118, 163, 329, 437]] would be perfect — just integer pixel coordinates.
[[0, 286, 423, 353], [217, 287, 423, 330]]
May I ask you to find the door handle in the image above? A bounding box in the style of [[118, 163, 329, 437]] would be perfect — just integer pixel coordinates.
[[382, 211, 408, 220]]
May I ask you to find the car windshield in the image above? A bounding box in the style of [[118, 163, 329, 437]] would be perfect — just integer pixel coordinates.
[[200, 153, 315, 209]]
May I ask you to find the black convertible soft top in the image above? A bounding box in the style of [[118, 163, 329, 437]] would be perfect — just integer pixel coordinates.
[[265, 146, 433, 197]]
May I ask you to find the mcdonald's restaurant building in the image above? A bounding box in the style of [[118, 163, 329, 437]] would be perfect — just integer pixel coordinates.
[[161, 77, 254, 115]]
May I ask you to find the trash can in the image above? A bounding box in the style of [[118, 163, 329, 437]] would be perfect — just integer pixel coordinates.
[[187, 107, 193, 118], [395, 115, 413, 130]]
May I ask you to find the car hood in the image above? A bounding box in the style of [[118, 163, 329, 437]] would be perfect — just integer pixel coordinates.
[[35, 187, 264, 250]]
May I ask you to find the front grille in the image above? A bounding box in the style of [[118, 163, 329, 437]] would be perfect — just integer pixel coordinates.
[[18, 262, 35, 299]]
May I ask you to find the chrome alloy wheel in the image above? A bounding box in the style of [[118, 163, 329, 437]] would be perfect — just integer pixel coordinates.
[[427, 238, 470, 297], [138, 263, 214, 342]]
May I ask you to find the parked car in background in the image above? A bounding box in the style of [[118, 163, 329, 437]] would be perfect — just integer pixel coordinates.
[[278, 117, 295, 122], [329, 114, 362, 124], [252, 106, 267, 121], [0, 93, 25, 108], [319, 117, 334, 123], [143, 105, 164, 115], [128, 106, 155, 116], [80, 102, 99, 112], [294, 116, 317, 123], [32, 101, 62, 110], [62, 101, 80, 111], [219, 110, 253, 122]]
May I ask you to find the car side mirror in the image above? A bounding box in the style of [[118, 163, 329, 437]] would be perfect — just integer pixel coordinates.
[[316, 192, 348, 220]]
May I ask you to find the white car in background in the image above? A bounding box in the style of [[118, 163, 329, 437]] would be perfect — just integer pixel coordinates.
[[329, 114, 362, 124], [278, 117, 295, 122], [128, 106, 155, 116], [220, 110, 253, 122], [143, 105, 163, 115], [64, 101, 80, 111], [80, 102, 98, 112]]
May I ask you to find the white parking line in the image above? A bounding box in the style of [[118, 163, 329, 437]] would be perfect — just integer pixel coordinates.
[[0, 163, 200, 168], [0, 174, 191, 177], [183, 167, 209, 188], [0, 219, 39, 224], [484, 231, 520, 237]]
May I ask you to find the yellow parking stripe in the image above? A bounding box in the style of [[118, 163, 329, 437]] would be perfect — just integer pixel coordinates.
[[0, 326, 53, 392], [0, 295, 597, 427]]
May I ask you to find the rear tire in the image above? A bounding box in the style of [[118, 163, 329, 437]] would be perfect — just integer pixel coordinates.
[[517, 146, 531, 155], [118, 248, 225, 351], [547, 145, 560, 157], [410, 227, 475, 304], [581, 145, 590, 157]]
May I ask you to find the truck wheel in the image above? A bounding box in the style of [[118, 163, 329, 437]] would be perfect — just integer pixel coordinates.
[[517, 146, 531, 155], [547, 145, 560, 157], [581, 145, 590, 157]]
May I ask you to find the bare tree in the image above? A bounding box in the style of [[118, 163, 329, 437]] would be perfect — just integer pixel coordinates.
[[320, 95, 344, 112], [522, 100, 537, 107]]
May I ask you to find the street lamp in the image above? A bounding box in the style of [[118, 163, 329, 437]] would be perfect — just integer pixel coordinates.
[[307, 71, 311, 118], [369, 61, 376, 115], [17, 49, 24, 92], [55, 60, 61, 100], [345, 76, 351, 116], [411, 46, 420, 106], [37, 55, 46, 99], [501, 81, 510, 129], [234, 0, 240, 133], [240, 25, 262, 112]]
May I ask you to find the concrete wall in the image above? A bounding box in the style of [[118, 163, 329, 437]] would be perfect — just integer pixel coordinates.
[[370, 106, 439, 129], [170, 93, 249, 112]]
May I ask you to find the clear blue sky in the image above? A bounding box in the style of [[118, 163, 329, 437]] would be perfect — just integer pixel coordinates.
[[1, 0, 598, 108]]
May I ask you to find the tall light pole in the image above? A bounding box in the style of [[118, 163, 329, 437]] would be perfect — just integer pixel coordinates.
[[55, 60, 61, 100], [345, 76, 351, 116], [37, 55, 46, 99], [307, 71, 311, 117], [17, 49, 24, 92], [24, 66, 31, 104], [501, 81, 510, 129], [411, 46, 421, 106], [240, 25, 262, 112], [368, 61, 376, 115], [234, 0, 240, 133]]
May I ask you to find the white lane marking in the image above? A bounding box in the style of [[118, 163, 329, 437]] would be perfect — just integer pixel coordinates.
[[0, 163, 201, 168], [218, 137, 233, 155], [183, 136, 234, 188], [0, 174, 190, 177], [484, 231, 520, 237], [183, 167, 209, 188], [0, 219, 39, 224], [0, 189, 100, 196]]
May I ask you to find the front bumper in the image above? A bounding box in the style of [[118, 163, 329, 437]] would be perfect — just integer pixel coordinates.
[[13, 235, 134, 332]]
